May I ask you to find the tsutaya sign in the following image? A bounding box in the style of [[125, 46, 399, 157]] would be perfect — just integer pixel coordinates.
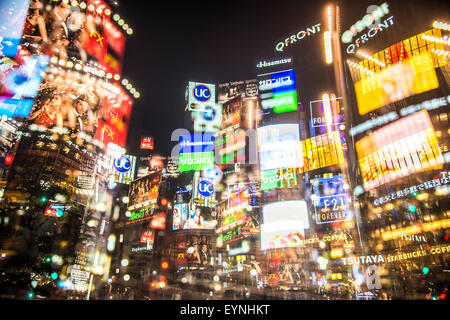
[[275, 23, 322, 52]]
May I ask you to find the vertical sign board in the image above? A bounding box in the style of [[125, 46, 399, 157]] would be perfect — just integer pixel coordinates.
[[257, 69, 298, 114], [188, 82, 216, 112], [178, 134, 215, 172]]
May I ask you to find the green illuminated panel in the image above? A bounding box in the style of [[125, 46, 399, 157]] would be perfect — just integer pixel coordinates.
[[261, 170, 278, 190], [273, 91, 298, 113], [179, 152, 214, 172]]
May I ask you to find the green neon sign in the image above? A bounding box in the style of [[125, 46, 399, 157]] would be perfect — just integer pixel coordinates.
[[179, 152, 214, 172], [273, 91, 298, 113]]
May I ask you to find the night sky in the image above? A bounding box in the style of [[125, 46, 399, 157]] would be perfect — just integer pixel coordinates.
[[118, 0, 328, 156], [116, 0, 446, 157]]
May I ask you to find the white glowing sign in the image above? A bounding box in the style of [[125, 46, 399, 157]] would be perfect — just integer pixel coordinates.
[[373, 172, 450, 206], [275, 23, 322, 52], [341, 3, 390, 44]]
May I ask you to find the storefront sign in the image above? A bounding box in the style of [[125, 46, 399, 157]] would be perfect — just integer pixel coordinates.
[[342, 244, 450, 265]]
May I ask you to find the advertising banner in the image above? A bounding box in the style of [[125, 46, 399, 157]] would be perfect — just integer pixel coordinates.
[[176, 234, 213, 266], [356, 110, 443, 191], [257, 69, 298, 114], [0, 0, 30, 57], [172, 203, 217, 230], [257, 124, 303, 172], [128, 171, 161, 210], [140, 136, 154, 150], [217, 79, 258, 104], [191, 103, 222, 133]]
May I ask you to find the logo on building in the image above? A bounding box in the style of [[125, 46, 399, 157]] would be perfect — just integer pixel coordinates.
[[113, 155, 131, 173], [198, 180, 215, 197], [193, 84, 212, 103]]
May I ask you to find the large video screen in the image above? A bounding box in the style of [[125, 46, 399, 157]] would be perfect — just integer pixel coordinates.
[[257, 124, 303, 172], [354, 52, 439, 115], [0, 0, 30, 57], [356, 110, 443, 191], [261, 200, 309, 250], [172, 203, 217, 230], [0, 54, 49, 119]]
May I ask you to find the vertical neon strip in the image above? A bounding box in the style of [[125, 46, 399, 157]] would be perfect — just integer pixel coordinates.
[[322, 93, 333, 133]]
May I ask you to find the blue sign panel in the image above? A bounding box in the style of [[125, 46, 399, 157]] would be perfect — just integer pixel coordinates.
[[179, 133, 215, 154], [114, 155, 132, 173], [198, 180, 215, 197], [193, 84, 212, 103]]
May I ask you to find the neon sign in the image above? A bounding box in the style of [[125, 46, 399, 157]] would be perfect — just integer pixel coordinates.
[[257, 70, 298, 113], [275, 23, 322, 52], [345, 16, 394, 54], [373, 173, 450, 206], [341, 3, 390, 44]]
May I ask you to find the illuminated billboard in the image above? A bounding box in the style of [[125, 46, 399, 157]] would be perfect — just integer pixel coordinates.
[[126, 205, 154, 225], [227, 182, 259, 208], [356, 110, 443, 191], [175, 234, 213, 266], [108, 154, 136, 185], [310, 97, 344, 129], [261, 201, 309, 250], [94, 86, 133, 148], [82, 0, 126, 75], [0, 0, 30, 57], [191, 103, 222, 133], [354, 52, 439, 115], [191, 174, 216, 208], [179, 134, 214, 172], [218, 79, 258, 104], [188, 81, 216, 112], [128, 171, 161, 210], [172, 203, 217, 230], [215, 128, 246, 165], [140, 136, 154, 150], [222, 95, 242, 129], [1, 54, 49, 119], [261, 168, 299, 191], [257, 69, 298, 113], [300, 130, 345, 173], [257, 124, 303, 172], [311, 174, 352, 224], [45, 203, 69, 218]]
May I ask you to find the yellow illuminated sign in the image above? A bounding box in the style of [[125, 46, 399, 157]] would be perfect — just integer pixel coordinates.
[[381, 218, 450, 241], [354, 51, 439, 114], [300, 130, 345, 173]]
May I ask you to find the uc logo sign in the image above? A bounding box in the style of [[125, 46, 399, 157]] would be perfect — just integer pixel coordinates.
[[193, 84, 211, 103], [114, 156, 131, 173], [198, 180, 215, 197]]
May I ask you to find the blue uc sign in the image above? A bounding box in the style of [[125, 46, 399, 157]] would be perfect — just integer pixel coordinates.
[[193, 84, 211, 103], [114, 155, 131, 173], [198, 180, 215, 197]]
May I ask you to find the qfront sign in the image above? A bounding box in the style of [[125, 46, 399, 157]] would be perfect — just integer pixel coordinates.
[[275, 23, 322, 52]]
